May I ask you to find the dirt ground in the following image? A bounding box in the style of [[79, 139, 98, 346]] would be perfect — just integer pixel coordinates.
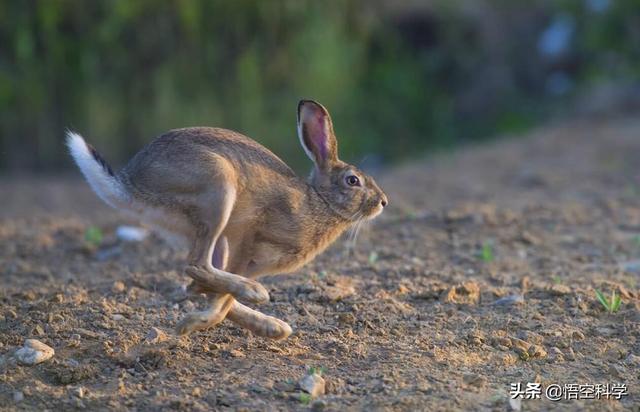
[[1, 115, 639, 411]]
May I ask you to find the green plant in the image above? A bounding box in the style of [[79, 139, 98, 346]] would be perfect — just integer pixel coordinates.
[[368, 251, 379, 265], [480, 241, 494, 263], [308, 366, 325, 376], [84, 226, 103, 247], [595, 289, 622, 313], [298, 393, 312, 405]]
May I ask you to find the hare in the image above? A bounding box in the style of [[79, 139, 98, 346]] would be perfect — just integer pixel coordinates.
[[67, 100, 387, 340]]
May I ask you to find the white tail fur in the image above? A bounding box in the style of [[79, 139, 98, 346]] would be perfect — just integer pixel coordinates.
[[66, 131, 130, 209]]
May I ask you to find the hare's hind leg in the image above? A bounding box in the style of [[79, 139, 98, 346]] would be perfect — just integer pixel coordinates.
[[181, 237, 292, 340], [176, 186, 267, 336], [176, 237, 235, 335], [184, 186, 269, 304]]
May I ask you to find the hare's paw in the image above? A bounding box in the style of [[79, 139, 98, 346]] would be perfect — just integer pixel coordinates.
[[237, 278, 270, 305], [175, 310, 225, 336], [184, 265, 269, 304], [262, 317, 293, 340], [226, 301, 292, 340]]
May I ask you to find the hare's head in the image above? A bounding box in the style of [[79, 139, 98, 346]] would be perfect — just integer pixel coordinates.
[[297, 100, 388, 222]]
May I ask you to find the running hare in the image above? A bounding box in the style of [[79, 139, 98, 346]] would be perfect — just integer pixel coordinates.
[[67, 100, 388, 339]]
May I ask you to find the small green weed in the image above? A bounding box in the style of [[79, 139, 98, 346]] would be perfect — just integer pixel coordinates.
[[595, 289, 622, 314], [480, 241, 494, 263], [308, 366, 325, 376], [298, 393, 312, 404], [84, 226, 103, 247]]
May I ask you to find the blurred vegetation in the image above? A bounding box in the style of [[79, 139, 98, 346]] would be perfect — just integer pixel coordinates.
[[0, 0, 638, 173]]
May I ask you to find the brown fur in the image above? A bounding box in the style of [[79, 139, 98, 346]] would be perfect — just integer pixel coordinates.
[[71, 100, 387, 339]]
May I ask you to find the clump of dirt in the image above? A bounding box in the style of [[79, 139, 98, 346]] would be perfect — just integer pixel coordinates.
[[48, 362, 99, 385], [1, 116, 640, 410]]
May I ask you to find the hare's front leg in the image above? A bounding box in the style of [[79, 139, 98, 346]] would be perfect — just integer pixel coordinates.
[[226, 301, 292, 340]]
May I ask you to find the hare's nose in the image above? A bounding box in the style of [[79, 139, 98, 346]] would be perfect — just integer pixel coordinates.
[[380, 196, 388, 208]]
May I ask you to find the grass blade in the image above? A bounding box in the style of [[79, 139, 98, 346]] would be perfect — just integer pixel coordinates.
[[595, 289, 609, 311], [612, 293, 622, 312]]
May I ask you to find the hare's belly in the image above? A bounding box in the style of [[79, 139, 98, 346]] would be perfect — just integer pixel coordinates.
[[244, 240, 315, 278]]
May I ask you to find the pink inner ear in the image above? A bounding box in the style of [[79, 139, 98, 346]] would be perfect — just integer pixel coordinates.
[[303, 106, 328, 159], [312, 115, 328, 159]]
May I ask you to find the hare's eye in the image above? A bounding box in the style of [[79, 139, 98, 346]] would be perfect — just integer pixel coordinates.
[[345, 175, 360, 187]]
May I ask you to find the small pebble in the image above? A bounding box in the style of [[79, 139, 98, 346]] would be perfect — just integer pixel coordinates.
[[116, 226, 148, 242], [528, 345, 547, 358], [299, 373, 325, 398], [565, 347, 576, 361], [112, 314, 125, 321], [13, 391, 24, 402], [509, 397, 522, 411], [494, 337, 512, 348], [73, 386, 86, 398], [111, 281, 126, 294], [311, 399, 327, 411], [145, 327, 168, 344], [492, 294, 524, 306], [15, 339, 55, 365], [625, 354, 640, 366], [510, 337, 530, 352]]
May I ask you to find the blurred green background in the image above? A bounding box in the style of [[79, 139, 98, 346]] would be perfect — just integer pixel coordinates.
[[1, 0, 638, 173]]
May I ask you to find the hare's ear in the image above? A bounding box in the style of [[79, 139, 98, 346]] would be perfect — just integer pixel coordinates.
[[297, 100, 338, 170]]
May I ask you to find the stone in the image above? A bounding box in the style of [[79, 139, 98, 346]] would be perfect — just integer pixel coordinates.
[[508, 397, 522, 411], [494, 337, 512, 348], [145, 327, 168, 344], [15, 339, 55, 365], [111, 281, 126, 294], [510, 337, 530, 352], [528, 345, 547, 358], [492, 294, 524, 306], [624, 353, 640, 366], [299, 373, 325, 398], [73, 386, 86, 398], [116, 225, 148, 242], [311, 399, 327, 411], [13, 391, 24, 402], [548, 347, 564, 362]]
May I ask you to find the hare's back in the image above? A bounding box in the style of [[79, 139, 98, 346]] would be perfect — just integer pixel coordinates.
[[121, 127, 296, 198]]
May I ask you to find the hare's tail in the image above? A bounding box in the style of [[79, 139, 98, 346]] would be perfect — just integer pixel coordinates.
[[66, 130, 131, 210]]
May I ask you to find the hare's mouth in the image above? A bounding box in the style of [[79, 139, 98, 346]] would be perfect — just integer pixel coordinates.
[[366, 204, 384, 220]]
